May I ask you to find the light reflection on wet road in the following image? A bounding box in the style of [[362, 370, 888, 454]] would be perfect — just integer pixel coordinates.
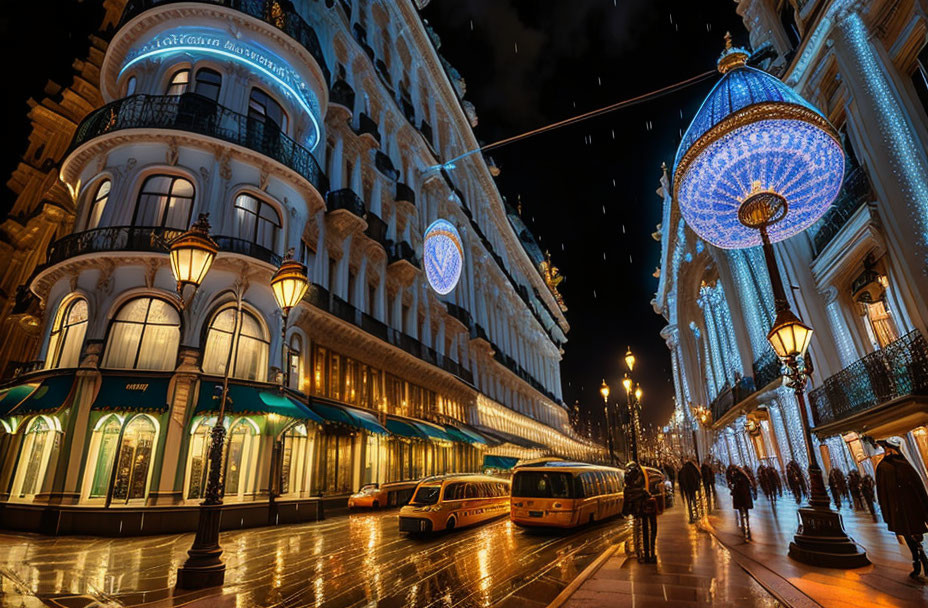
[[0, 511, 630, 607]]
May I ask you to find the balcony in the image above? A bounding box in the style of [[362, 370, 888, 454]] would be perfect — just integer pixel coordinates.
[[354, 113, 380, 143], [812, 165, 872, 256], [752, 349, 782, 390], [71, 95, 328, 195], [810, 330, 928, 426], [374, 151, 399, 181], [329, 79, 355, 112], [395, 182, 415, 205], [470, 323, 489, 343], [119, 0, 330, 84], [375, 59, 393, 90], [387, 241, 418, 268], [363, 213, 388, 247], [326, 188, 366, 220], [212, 236, 282, 266], [419, 120, 433, 144], [709, 376, 758, 424], [43, 226, 183, 268], [445, 302, 472, 330]]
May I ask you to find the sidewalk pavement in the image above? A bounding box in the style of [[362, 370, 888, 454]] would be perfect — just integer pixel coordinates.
[[555, 488, 928, 607], [703, 488, 928, 608], [556, 499, 784, 607]]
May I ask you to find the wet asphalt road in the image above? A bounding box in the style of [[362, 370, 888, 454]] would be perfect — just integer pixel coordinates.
[[0, 510, 631, 607]]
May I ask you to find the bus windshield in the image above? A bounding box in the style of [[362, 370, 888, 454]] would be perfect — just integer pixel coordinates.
[[512, 471, 574, 499], [410, 485, 442, 505]]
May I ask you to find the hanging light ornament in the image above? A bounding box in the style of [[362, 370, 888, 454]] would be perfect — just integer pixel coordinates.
[[673, 33, 845, 249]]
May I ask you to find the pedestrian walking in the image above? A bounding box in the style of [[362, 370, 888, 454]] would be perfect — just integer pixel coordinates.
[[786, 460, 807, 504], [728, 465, 754, 540], [758, 465, 780, 506], [701, 461, 716, 511], [847, 469, 864, 511], [874, 438, 928, 580], [744, 466, 758, 500], [828, 467, 849, 510], [623, 462, 657, 563], [663, 461, 676, 495], [861, 473, 877, 520], [679, 460, 703, 523]]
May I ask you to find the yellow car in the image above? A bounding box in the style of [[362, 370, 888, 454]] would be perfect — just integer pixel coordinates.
[[348, 480, 419, 509], [398, 474, 511, 533]]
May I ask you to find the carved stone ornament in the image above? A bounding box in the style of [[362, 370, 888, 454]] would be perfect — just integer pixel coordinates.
[[167, 138, 179, 166]]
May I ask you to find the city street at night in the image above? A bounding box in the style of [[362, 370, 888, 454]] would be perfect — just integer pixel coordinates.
[[0, 511, 629, 607]]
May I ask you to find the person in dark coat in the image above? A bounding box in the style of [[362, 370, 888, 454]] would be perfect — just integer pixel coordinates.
[[786, 460, 807, 504], [861, 473, 877, 520], [701, 461, 717, 511], [679, 460, 703, 523], [743, 466, 759, 500], [847, 469, 864, 511], [729, 465, 754, 540], [828, 467, 848, 510], [623, 463, 656, 563], [875, 438, 928, 579], [663, 462, 676, 495]]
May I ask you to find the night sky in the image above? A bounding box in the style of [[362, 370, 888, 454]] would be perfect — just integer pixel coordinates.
[[2, 0, 746, 442]]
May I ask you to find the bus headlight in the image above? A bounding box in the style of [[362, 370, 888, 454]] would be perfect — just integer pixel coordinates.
[[553, 503, 562, 509]]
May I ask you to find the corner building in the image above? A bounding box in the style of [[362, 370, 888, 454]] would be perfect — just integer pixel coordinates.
[[0, 0, 595, 535], [655, 0, 928, 483]]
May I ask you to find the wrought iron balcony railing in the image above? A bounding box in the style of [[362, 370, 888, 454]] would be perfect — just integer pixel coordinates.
[[709, 376, 758, 424], [395, 182, 415, 205], [374, 151, 399, 181], [363, 213, 388, 246], [71, 95, 328, 195], [326, 188, 366, 219], [445, 302, 472, 330], [810, 330, 928, 426], [330, 79, 355, 111], [753, 349, 782, 390], [119, 0, 330, 84], [212, 236, 282, 266], [812, 165, 873, 256], [354, 113, 380, 143], [387, 241, 418, 267]]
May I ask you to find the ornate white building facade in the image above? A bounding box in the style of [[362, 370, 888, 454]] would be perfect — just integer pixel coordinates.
[[654, 0, 928, 481], [0, 0, 596, 535]]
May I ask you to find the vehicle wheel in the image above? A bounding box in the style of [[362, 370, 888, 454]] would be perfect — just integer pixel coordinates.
[[446, 517, 456, 531], [372, 501, 379, 509]]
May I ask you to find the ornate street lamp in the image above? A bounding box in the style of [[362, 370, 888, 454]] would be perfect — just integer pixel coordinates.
[[600, 380, 617, 465], [673, 34, 867, 567], [271, 252, 310, 388], [169, 214, 218, 303], [622, 346, 640, 463], [624, 347, 636, 373]]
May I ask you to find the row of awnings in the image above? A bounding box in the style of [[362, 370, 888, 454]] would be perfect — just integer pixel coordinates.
[[0, 374, 498, 447]]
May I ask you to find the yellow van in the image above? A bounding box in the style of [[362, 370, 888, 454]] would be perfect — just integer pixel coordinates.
[[398, 474, 511, 533]]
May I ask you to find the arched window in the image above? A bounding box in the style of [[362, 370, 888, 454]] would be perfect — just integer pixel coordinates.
[[87, 415, 157, 502], [10, 416, 57, 501], [125, 76, 137, 96], [86, 179, 110, 229], [166, 68, 190, 95], [224, 419, 258, 499], [186, 417, 214, 499], [248, 87, 288, 131], [288, 334, 303, 391], [133, 174, 195, 230], [102, 297, 181, 370], [202, 307, 269, 381], [45, 298, 88, 369], [194, 68, 222, 101], [233, 193, 281, 251], [280, 423, 309, 496]]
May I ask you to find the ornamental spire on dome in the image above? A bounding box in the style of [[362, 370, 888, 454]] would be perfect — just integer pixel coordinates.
[[717, 32, 749, 74]]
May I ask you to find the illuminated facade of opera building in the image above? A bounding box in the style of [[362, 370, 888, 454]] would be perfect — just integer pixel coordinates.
[[0, 0, 595, 535], [655, 0, 928, 482]]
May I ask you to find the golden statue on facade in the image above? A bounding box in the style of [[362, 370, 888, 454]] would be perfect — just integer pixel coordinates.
[[540, 250, 567, 312]]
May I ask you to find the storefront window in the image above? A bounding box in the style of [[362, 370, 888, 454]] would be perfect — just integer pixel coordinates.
[[313, 345, 327, 396], [280, 423, 309, 496], [89, 416, 122, 499], [186, 420, 212, 499], [111, 416, 156, 502], [224, 421, 253, 497], [13, 417, 56, 499], [329, 353, 341, 401]]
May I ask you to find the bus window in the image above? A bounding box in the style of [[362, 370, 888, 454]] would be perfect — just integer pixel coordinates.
[[512, 471, 573, 498], [574, 476, 585, 498], [411, 484, 441, 506], [444, 482, 464, 501], [465, 483, 477, 499]]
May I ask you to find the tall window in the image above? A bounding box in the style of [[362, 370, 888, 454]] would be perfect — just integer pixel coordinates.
[[248, 87, 288, 131], [133, 175, 195, 230], [288, 334, 303, 391], [86, 179, 110, 230], [88, 415, 157, 502], [102, 298, 181, 370], [193, 68, 222, 101], [864, 300, 899, 349], [166, 68, 190, 95], [10, 417, 57, 500], [224, 419, 258, 499], [280, 423, 309, 496], [233, 193, 281, 251], [46, 298, 88, 369], [202, 307, 269, 381]]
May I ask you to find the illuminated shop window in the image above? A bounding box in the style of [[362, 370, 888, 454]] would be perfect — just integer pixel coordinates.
[[224, 419, 258, 498], [102, 298, 180, 371], [202, 307, 269, 381], [10, 416, 58, 501], [88, 414, 157, 502], [133, 174, 195, 230], [86, 179, 111, 229], [45, 298, 88, 369], [280, 423, 310, 496]]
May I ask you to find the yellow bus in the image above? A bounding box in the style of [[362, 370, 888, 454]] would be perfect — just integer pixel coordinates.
[[348, 480, 419, 509], [510, 462, 624, 528], [398, 474, 511, 533]]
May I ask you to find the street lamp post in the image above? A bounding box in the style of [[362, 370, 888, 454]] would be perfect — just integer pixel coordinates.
[[622, 347, 640, 463], [271, 251, 310, 390], [600, 380, 616, 465]]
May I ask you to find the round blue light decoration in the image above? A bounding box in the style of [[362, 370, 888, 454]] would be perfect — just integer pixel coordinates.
[[423, 219, 463, 295], [673, 44, 844, 250]]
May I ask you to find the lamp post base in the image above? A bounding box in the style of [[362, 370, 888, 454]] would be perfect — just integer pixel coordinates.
[[176, 504, 226, 589], [788, 507, 869, 568]]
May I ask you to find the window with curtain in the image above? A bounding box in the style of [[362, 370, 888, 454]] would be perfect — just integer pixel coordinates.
[[233, 193, 281, 251], [13, 417, 55, 499], [224, 420, 257, 498], [133, 175, 195, 230], [166, 68, 190, 95], [89, 416, 121, 498], [86, 180, 110, 230], [45, 298, 88, 369], [102, 298, 181, 370], [202, 307, 269, 381], [193, 67, 222, 101]]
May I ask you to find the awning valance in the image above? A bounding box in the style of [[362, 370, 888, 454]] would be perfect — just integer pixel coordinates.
[[308, 399, 388, 435], [386, 417, 429, 440], [196, 382, 322, 422], [14, 375, 76, 415], [483, 455, 519, 470], [444, 423, 489, 445], [92, 375, 168, 412], [0, 384, 39, 417], [411, 420, 454, 443]]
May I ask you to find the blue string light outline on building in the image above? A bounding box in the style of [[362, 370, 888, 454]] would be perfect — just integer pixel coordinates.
[[423, 219, 464, 295], [120, 27, 322, 150]]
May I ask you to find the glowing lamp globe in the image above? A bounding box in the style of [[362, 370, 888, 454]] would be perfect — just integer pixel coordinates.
[[423, 219, 463, 295], [169, 214, 218, 293], [673, 37, 845, 249], [271, 257, 310, 313], [600, 380, 610, 401], [624, 347, 636, 372], [766, 307, 814, 360]]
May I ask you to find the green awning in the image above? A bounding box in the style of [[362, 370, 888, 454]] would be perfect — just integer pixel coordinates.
[[92, 375, 169, 412], [12, 375, 76, 415], [412, 420, 454, 442], [444, 424, 489, 445], [483, 455, 519, 470], [386, 417, 429, 440], [308, 400, 388, 435], [196, 382, 322, 422], [0, 383, 40, 417]]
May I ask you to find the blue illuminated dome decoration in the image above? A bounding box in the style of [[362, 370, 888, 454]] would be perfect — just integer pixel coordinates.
[[423, 220, 464, 295], [673, 37, 845, 249]]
